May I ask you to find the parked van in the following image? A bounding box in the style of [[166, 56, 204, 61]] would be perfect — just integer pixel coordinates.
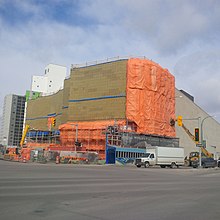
[[135, 146, 185, 168]]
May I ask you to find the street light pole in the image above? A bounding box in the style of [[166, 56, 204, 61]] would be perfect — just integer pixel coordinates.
[[75, 124, 78, 153], [71, 124, 78, 153], [199, 115, 215, 167], [201, 115, 215, 146]]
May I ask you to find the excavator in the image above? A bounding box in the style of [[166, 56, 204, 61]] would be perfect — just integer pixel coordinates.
[[188, 147, 214, 167]]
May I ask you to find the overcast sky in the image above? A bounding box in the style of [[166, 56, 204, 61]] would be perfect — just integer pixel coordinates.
[[0, 0, 220, 122]]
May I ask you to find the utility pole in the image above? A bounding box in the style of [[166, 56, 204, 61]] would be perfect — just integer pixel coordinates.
[[199, 115, 215, 167], [71, 124, 78, 153]]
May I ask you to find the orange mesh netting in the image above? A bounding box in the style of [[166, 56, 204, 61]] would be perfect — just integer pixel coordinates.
[[20, 148, 31, 160], [59, 120, 126, 159], [126, 58, 175, 137]]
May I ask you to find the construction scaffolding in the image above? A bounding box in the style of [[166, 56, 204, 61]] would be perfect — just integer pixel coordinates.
[[59, 120, 127, 159], [26, 130, 60, 145]]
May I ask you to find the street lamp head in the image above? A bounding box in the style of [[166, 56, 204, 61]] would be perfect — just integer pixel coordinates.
[[201, 115, 216, 145], [202, 115, 216, 122]]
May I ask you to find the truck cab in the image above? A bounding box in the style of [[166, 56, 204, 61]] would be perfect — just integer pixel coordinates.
[[135, 153, 156, 168]]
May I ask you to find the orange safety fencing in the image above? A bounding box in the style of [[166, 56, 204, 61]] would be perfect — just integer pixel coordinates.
[[48, 146, 79, 151], [20, 143, 60, 161], [25, 142, 51, 149], [5, 147, 17, 155], [4, 148, 20, 161], [20, 148, 31, 161], [126, 58, 176, 137]]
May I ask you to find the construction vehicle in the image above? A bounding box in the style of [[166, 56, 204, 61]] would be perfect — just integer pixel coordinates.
[[188, 148, 214, 166], [181, 122, 214, 167], [188, 151, 199, 166]]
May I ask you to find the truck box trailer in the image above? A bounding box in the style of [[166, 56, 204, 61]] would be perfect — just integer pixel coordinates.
[[135, 146, 185, 168]]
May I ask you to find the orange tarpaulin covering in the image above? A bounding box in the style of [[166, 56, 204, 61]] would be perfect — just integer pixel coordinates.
[[126, 58, 175, 137]]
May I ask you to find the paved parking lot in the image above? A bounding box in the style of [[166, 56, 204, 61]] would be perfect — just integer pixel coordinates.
[[0, 160, 220, 220]]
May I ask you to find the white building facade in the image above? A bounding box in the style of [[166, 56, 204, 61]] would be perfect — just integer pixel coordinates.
[[31, 64, 67, 95]]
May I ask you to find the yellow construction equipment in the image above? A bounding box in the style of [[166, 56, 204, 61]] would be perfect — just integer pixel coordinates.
[[181, 123, 196, 142], [181, 122, 213, 166], [20, 124, 30, 147], [201, 146, 213, 158]]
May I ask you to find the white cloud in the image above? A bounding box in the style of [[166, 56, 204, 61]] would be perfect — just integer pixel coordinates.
[[0, 0, 220, 123], [174, 50, 220, 118], [80, 0, 220, 54]]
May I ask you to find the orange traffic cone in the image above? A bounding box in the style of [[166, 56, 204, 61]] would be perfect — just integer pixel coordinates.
[[23, 157, 26, 163], [56, 156, 60, 164]]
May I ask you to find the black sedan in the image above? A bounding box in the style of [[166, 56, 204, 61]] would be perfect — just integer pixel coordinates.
[[192, 157, 217, 168]]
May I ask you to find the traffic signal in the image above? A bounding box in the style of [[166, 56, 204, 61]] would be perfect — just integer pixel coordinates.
[[52, 118, 56, 127], [75, 141, 81, 147], [194, 128, 199, 142], [177, 116, 183, 126], [108, 126, 118, 134]]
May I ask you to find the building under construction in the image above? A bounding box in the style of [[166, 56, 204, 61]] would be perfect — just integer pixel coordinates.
[[24, 57, 178, 161]]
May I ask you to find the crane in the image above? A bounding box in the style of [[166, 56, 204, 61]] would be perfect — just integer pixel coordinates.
[[20, 124, 30, 147]]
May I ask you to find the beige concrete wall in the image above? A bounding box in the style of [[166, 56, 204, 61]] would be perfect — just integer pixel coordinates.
[[26, 60, 127, 129], [26, 90, 64, 130], [68, 60, 127, 121], [175, 89, 220, 158]]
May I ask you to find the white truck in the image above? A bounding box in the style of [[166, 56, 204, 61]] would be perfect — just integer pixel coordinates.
[[135, 146, 185, 168]]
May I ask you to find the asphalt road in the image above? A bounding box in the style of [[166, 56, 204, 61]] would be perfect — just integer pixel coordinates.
[[0, 160, 220, 220]]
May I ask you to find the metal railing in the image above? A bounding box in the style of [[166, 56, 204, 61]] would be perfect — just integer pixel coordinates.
[[71, 55, 152, 69], [30, 56, 154, 99]]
